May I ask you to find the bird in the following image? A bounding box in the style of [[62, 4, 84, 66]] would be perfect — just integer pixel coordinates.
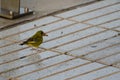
[[20, 30, 48, 48], [20, 30, 48, 66]]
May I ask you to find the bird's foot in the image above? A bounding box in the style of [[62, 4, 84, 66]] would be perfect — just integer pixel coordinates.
[[30, 48, 36, 51], [36, 49, 42, 53]]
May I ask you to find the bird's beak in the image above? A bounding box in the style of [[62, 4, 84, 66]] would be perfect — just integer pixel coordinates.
[[43, 32, 48, 36]]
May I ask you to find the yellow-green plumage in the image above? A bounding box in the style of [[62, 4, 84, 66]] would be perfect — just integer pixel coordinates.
[[20, 30, 48, 48]]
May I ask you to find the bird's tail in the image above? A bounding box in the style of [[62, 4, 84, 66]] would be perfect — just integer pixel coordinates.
[[19, 41, 27, 45], [19, 43, 24, 45]]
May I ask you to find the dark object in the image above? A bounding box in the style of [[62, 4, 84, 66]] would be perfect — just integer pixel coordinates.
[[91, 45, 97, 48], [0, 0, 33, 19], [19, 56, 26, 59]]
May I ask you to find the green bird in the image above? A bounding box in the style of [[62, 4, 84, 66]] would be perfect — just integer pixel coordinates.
[[20, 30, 48, 48]]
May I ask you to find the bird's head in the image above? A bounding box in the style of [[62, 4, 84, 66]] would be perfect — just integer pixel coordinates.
[[37, 30, 48, 36]]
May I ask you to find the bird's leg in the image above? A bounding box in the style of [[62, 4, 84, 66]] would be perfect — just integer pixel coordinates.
[[30, 47, 36, 51], [30, 47, 42, 54], [35, 48, 43, 65], [30, 48, 41, 66], [33, 48, 42, 66], [36, 48, 42, 53], [30, 47, 37, 54]]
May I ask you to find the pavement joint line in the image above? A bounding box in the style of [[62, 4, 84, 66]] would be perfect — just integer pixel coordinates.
[[82, 19, 120, 32], [1, 6, 119, 43], [81, 10, 120, 23], [54, 14, 120, 32], [0, 19, 119, 64], [65, 2, 119, 19], [110, 61, 120, 66], [44, 24, 97, 43], [0, 47, 80, 75], [49, 29, 109, 49], [51, 45, 120, 69], [0, 49, 47, 65], [45, 22, 77, 33], [37, 62, 92, 80], [0, 53, 61, 75], [97, 26, 120, 32], [0, 46, 78, 67], [65, 66, 108, 80], [14, 57, 77, 78], [0, 22, 77, 48], [65, 11, 120, 24], [0, 26, 116, 57], [94, 71, 120, 80], [83, 55, 120, 69], [0, 47, 29, 57], [80, 43, 120, 57], [0, 19, 63, 40], [95, 51, 120, 61], [0, 18, 118, 49], [49, 48, 120, 69], [68, 35, 119, 52]]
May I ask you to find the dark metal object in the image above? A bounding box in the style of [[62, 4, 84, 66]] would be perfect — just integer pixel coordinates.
[[0, 0, 33, 19]]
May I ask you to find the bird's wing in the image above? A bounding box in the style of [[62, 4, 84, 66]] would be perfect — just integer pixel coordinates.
[[27, 38, 39, 43], [21, 38, 36, 44]]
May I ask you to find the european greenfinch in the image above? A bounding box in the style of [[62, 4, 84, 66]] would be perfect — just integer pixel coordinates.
[[20, 30, 48, 48]]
